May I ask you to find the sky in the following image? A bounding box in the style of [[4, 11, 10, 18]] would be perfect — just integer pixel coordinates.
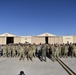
[[0, 0, 76, 36]]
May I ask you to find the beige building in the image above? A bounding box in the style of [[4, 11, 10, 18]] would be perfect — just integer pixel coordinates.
[[0, 33, 21, 45], [0, 32, 76, 45]]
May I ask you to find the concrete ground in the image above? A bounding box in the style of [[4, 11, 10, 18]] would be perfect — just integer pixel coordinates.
[[60, 57, 76, 74], [0, 57, 76, 75]]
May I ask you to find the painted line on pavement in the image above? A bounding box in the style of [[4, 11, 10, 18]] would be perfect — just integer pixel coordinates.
[[56, 58, 76, 75]]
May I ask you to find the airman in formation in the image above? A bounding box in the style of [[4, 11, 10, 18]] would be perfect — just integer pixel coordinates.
[[0, 43, 76, 62]]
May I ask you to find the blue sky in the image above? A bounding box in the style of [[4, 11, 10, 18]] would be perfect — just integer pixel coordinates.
[[0, 0, 76, 36]]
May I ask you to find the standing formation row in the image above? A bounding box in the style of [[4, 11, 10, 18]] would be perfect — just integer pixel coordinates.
[[0, 43, 76, 61]]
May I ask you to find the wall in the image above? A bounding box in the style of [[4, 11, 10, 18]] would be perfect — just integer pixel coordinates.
[[58, 36, 63, 44], [31, 36, 45, 44], [21, 36, 31, 43], [49, 36, 63, 44], [0, 36, 6, 45], [63, 36, 73, 44], [14, 36, 21, 44], [48, 36, 55, 44], [0, 35, 75, 45], [73, 36, 76, 43]]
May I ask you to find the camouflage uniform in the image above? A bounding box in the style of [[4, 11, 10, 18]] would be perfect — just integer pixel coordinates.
[[27, 45, 33, 61], [3, 45, 8, 57], [41, 45, 46, 62], [23, 45, 27, 57], [50, 45, 55, 61], [46, 44, 50, 57], [3, 45, 6, 57], [74, 45, 76, 57], [0, 45, 3, 56], [61, 44, 65, 57], [19, 45, 25, 60], [12, 45, 16, 57], [59, 45, 62, 58], [36, 44, 42, 58], [68, 44, 73, 57], [72, 44, 76, 57], [7, 45, 11, 57], [32, 44, 36, 57], [16, 45, 20, 57], [64, 45, 69, 58], [54, 45, 59, 58]]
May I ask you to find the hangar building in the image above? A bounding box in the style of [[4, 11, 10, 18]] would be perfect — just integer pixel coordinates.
[[0, 32, 76, 45]]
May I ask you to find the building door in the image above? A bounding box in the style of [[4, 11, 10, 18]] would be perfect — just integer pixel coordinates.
[[6, 37, 14, 44], [45, 37, 48, 44]]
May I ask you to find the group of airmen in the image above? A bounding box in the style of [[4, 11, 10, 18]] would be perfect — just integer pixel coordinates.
[[0, 43, 76, 62]]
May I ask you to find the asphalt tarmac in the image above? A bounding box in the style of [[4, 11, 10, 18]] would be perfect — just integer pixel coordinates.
[[0, 57, 76, 75]]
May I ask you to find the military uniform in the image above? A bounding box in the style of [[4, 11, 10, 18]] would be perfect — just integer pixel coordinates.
[[72, 45, 76, 57], [24, 45, 27, 57], [68, 44, 73, 57], [46, 44, 50, 57], [50, 45, 55, 61], [27, 45, 33, 61], [54, 45, 59, 58], [74, 45, 76, 57], [4, 45, 8, 57], [61, 45, 65, 57], [32, 44, 36, 57], [19, 45, 25, 60], [16, 45, 21, 57], [36, 44, 42, 58], [0, 45, 3, 56], [8, 45, 11, 57], [59, 45, 62, 58], [64, 45, 69, 58], [41, 45, 46, 62], [12, 45, 16, 57], [3, 45, 6, 57]]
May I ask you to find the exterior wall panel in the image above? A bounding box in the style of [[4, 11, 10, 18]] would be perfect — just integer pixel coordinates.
[[0, 37, 6, 45], [58, 36, 63, 44], [21, 36, 31, 43], [54, 37, 59, 44], [73, 36, 76, 43], [31, 36, 45, 44], [63, 36, 73, 44], [49, 37, 55, 44], [14, 36, 21, 43]]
